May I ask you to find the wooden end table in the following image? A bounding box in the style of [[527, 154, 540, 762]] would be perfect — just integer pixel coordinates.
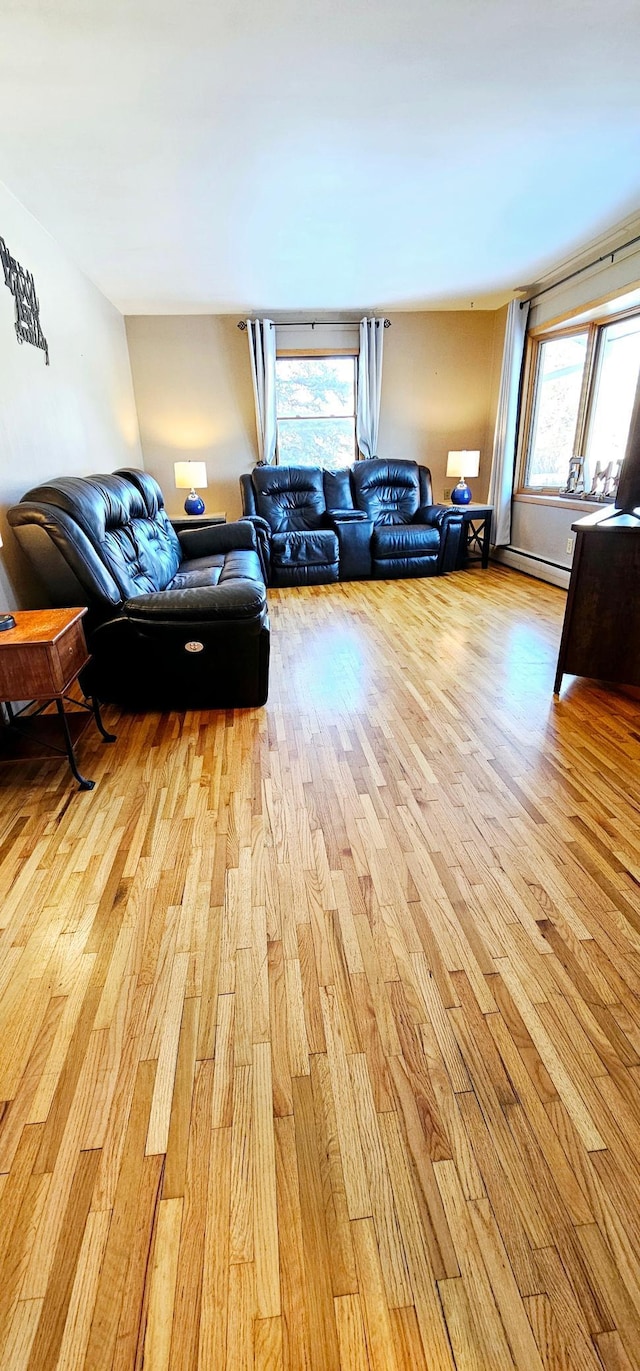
[[171, 513, 226, 533], [0, 607, 116, 791], [447, 503, 493, 569]]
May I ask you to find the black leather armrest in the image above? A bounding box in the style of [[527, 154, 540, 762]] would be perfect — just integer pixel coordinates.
[[124, 581, 266, 623], [414, 504, 463, 530], [327, 509, 369, 523], [239, 515, 271, 581], [176, 520, 257, 558], [239, 472, 257, 516], [240, 514, 271, 537]]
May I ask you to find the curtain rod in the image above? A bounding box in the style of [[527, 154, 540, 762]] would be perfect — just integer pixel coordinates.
[[523, 231, 640, 307], [238, 318, 391, 330]]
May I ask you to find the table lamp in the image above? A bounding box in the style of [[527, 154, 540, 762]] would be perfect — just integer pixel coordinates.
[[447, 450, 480, 505], [0, 534, 15, 632], [174, 461, 208, 516]]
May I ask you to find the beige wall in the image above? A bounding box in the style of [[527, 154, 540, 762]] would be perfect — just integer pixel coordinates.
[[379, 309, 505, 502], [0, 182, 141, 609], [125, 315, 256, 522], [127, 309, 505, 518]]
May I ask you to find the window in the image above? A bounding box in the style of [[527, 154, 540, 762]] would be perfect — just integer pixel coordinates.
[[520, 308, 640, 494], [275, 355, 357, 467], [585, 317, 640, 472], [526, 333, 588, 488]]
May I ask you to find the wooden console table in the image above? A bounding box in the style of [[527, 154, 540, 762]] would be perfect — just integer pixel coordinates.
[[0, 607, 116, 790]]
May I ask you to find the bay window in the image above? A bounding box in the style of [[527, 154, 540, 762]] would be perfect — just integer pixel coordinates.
[[520, 307, 640, 496]]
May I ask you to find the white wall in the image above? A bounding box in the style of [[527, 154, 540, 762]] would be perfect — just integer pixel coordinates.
[[0, 182, 141, 609], [126, 309, 505, 520], [502, 499, 577, 589]]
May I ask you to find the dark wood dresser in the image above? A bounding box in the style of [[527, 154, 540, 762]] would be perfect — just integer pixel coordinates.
[[554, 505, 640, 694]]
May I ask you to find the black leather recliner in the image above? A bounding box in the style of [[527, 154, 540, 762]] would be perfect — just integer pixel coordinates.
[[240, 466, 340, 588], [8, 469, 270, 709], [351, 459, 461, 578], [240, 459, 463, 585]]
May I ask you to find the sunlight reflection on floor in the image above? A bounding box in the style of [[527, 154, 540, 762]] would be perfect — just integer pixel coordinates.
[[287, 623, 372, 712]]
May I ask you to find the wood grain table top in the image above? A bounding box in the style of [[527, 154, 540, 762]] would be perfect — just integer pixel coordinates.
[[0, 606, 87, 649]]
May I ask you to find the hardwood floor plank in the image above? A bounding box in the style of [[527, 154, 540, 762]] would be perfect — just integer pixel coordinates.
[[25, 1147, 99, 1371], [197, 1125, 231, 1370], [51, 1208, 111, 1371], [254, 1314, 284, 1371], [83, 1058, 157, 1371], [252, 1042, 281, 1320], [292, 1074, 340, 1371], [524, 1292, 575, 1371], [319, 985, 371, 1221], [379, 1111, 456, 1369], [145, 952, 190, 1156], [142, 1195, 183, 1371], [309, 1052, 358, 1299], [0, 1298, 43, 1371], [434, 1157, 517, 1371], [162, 994, 200, 1200], [334, 1293, 370, 1371], [274, 1114, 312, 1371], [348, 1052, 412, 1308], [111, 1152, 164, 1371], [351, 1217, 401, 1371]]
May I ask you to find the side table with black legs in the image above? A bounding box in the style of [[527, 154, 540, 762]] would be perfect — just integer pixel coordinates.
[[448, 503, 494, 569], [0, 607, 116, 791]]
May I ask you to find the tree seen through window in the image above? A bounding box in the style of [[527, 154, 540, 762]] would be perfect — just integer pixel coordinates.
[[276, 356, 356, 467]]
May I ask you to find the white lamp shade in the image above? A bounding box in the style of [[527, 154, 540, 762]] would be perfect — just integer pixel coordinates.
[[174, 461, 208, 490], [446, 450, 480, 479]]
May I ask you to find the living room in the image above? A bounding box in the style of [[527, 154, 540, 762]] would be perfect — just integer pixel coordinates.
[[0, 2, 639, 1369]]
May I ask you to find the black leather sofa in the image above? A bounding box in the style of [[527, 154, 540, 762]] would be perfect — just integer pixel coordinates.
[[8, 469, 269, 710], [240, 459, 463, 586]]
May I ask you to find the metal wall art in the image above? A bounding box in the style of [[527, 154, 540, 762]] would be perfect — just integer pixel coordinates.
[[0, 235, 49, 364], [560, 455, 623, 503], [586, 458, 621, 502], [561, 456, 585, 497]]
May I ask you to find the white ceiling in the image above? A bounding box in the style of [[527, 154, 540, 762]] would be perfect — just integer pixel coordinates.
[[0, 0, 639, 314]]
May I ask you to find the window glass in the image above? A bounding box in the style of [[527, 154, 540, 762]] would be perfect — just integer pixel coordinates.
[[585, 316, 640, 477], [525, 333, 588, 487], [276, 356, 356, 467]]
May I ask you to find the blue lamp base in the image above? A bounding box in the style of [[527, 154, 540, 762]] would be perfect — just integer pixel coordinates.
[[451, 480, 472, 505], [184, 490, 206, 516]]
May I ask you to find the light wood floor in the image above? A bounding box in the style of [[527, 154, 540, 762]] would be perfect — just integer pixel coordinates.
[[1, 567, 640, 1371]]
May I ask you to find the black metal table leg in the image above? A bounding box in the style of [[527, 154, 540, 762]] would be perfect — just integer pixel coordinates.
[[92, 697, 117, 743], [55, 699, 95, 790], [482, 511, 492, 568]]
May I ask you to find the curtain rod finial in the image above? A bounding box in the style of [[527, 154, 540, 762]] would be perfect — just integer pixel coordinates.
[[238, 320, 247, 330]]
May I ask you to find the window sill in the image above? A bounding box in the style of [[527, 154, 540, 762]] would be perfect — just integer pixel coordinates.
[[514, 492, 610, 514]]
